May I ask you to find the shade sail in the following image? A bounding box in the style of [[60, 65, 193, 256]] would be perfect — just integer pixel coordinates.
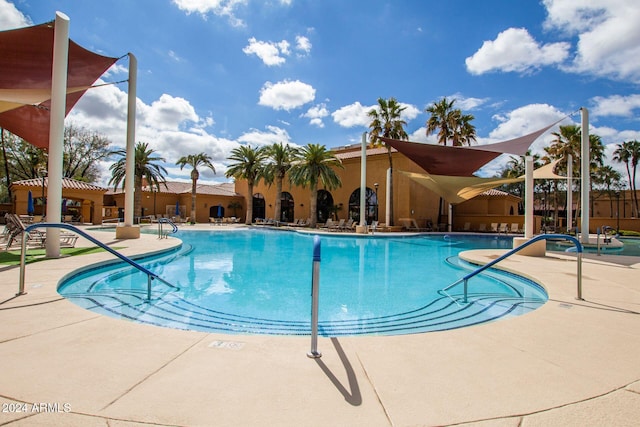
[[378, 118, 564, 177], [399, 170, 523, 204], [528, 159, 566, 180], [380, 137, 501, 176], [0, 21, 118, 149]]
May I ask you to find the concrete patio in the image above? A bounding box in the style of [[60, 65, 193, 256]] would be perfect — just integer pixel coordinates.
[[0, 225, 639, 426]]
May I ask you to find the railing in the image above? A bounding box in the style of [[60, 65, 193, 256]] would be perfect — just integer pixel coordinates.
[[158, 217, 178, 239], [101, 217, 122, 228], [440, 234, 584, 305], [18, 223, 178, 301]]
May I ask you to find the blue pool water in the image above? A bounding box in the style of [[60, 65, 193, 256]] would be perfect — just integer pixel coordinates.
[[547, 236, 640, 256], [59, 230, 548, 336]]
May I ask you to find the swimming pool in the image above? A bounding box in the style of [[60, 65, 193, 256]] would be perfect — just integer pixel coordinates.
[[59, 230, 548, 336], [547, 237, 640, 256]]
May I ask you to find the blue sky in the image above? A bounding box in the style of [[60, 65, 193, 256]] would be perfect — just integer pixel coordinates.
[[2, 0, 640, 187]]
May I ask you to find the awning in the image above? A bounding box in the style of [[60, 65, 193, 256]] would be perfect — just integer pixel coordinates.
[[378, 117, 564, 176], [0, 21, 118, 149], [399, 170, 523, 204], [528, 159, 566, 180]]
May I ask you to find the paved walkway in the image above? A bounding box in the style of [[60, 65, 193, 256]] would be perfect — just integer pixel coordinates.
[[0, 225, 639, 426]]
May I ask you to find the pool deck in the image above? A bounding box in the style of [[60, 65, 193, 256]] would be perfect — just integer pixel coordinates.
[[1, 225, 639, 426]]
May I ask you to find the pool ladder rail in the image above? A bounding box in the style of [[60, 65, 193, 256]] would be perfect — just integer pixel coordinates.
[[439, 234, 584, 306], [158, 217, 178, 239], [18, 223, 179, 301]]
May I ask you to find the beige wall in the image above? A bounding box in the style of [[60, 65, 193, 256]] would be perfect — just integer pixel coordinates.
[[11, 185, 105, 225]]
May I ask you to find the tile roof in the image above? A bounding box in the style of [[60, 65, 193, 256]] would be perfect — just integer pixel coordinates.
[[107, 181, 240, 197], [11, 177, 107, 192]]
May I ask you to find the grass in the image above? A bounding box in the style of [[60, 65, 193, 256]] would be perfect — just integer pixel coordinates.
[[0, 246, 124, 266]]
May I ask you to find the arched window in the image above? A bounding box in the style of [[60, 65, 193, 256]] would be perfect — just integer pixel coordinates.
[[280, 191, 294, 222], [348, 187, 378, 224], [316, 190, 333, 223], [252, 193, 265, 222], [210, 204, 225, 218]]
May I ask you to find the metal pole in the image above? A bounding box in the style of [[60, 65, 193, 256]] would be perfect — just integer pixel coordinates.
[[525, 156, 534, 238], [567, 154, 572, 233], [596, 227, 601, 256], [577, 252, 583, 300], [18, 234, 28, 296], [147, 275, 152, 301], [462, 278, 468, 304], [308, 235, 322, 358]]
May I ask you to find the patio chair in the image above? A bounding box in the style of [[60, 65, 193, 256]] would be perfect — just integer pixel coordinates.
[[340, 218, 354, 231], [478, 223, 487, 232], [511, 223, 522, 234], [463, 222, 471, 231], [330, 219, 345, 231], [490, 223, 499, 233]]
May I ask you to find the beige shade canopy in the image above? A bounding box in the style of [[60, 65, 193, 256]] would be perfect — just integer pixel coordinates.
[[398, 170, 523, 204]]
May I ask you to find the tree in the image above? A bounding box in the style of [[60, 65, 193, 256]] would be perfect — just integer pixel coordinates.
[[176, 152, 216, 224], [63, 124, 114, 182], [612, 140, 640, 217], [225, 145, 268, 225], [288, 143, 343, 228], [592, 165, 624, 215], [497, 151, 541, 214], [109, 142, 167, 219], [262, 142, 294, 223], [367, 97, 408, 226], [425, 97, 477, 147]]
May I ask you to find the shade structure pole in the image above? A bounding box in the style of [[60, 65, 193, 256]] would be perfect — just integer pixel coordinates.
[[567, 154, 572, 232], [580, 108, 590, 244], [124, 53, 137, 227], [359, 132, 366, 227], [524, 156, 534, 238], [385, 168, 391, 225], [45, 11, 70, 259]]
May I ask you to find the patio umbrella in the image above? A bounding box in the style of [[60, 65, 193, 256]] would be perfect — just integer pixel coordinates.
[[27, 190, 34, 215], [175, 201, 180, 216], [217, 204, 222, 218]]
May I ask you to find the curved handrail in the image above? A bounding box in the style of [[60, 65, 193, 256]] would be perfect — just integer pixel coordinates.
[[158, 217, 178, 239], [440, 234, 583, 304], [18, 223, 178, 300]]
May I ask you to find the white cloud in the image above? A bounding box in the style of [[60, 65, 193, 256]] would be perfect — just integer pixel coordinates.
[[445, 93, 490, 111], [591, 94, 640, 118], [237, 125, 294, 147], [544, 0, 640, 82], [331, 102, 374, 128], [243, 37, 290, 66], [0, 0, 31, 30], [302, 103, 329, 128], [258, 79, 315, 111], [466, 27, 570, 75], [295, 35, 312, 55], [172, 0, 248, 27]]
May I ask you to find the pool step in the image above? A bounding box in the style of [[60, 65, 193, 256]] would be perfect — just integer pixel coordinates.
[[63, 289, 544, 336]]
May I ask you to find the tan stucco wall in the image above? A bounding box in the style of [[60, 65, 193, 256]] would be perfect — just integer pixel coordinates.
[[11, 185, 105, 225]]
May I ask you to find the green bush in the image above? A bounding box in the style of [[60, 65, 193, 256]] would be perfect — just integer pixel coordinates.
[[618, 229, 640, 237]]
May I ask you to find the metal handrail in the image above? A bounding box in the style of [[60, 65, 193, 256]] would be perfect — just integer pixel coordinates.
[[18, 223, 178, 301], [440, 234, 583, 305], [158, 217, 178, 239]]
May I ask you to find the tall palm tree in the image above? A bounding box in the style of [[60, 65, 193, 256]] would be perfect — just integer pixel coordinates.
[[109, 141, 167, 219], [425, 97, 477, 147], [262, 142, 294, 222], [592, 165, 623, 215], [176, 152, 216, 224], [225, 145, 268, 224], [288, 143, 343, 228], [613, 140, 640, 217], [367, 97, 408, 226]]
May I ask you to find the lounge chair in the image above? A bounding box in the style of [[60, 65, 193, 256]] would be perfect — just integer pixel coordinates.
[[340, 218, 355, 231], [399, 218, 429, 232], [4, 213, 78, 249], [321, 219, 334, 229], [478, 223, 487, 232], [330, 219, 345, 231], [511, 223, 522, 234], [490, 223, 499, 233], [498, 223, 509, 234], [463, 222, 471, 232]]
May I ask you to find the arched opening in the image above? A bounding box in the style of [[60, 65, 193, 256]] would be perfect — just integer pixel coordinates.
[[252, 193, 265, 222], [316, 190, 333, 223], [281, 191, 294, 223], [348, 187, 378, 224], [210, 204, 225, 218]]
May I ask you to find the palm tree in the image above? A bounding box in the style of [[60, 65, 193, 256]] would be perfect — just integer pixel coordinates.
[[176, 152, 216, 224], [592, 165, 624, 215], [425, 97, 477, 147], [367, 97, 408, 226], [613, 140, 640, 217], [262, 142, 294, 222], [498, 151, 541, 213], [288, 143, 343, 228], [109, 141, 167, 219], [225, 145, 268, 224]]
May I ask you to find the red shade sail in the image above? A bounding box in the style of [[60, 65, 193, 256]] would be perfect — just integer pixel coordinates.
[[0, 21, 118, 149]]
